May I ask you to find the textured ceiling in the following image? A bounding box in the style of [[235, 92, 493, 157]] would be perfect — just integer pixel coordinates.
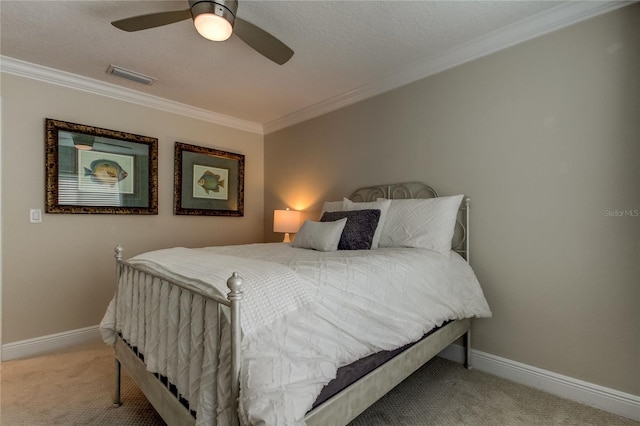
[[0, 1, 625, 132]]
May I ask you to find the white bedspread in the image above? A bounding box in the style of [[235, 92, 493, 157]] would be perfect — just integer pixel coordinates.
[[128, 247, 314, 337], [100, 243, 491, 426]]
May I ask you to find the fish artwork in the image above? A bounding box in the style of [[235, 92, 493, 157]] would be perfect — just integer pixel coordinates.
[[84, 159, 128, 186], [197, 170, 225, 194]]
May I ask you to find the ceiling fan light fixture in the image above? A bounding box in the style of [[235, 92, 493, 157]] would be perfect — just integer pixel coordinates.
[[112, 0, 292, 64], [72, 134, 95, 151], [194, 13, 233, 41], [191, 0, 236, 41]]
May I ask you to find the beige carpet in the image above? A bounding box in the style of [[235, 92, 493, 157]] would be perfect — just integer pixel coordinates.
[[1, 338, 636, 425], [1, 339, 164, 426]]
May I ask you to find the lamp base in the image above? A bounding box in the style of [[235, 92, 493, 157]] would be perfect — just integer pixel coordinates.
[[282, 233, 291, 243]]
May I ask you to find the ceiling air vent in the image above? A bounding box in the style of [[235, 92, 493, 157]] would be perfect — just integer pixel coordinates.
[[106, 64, 155, 86]]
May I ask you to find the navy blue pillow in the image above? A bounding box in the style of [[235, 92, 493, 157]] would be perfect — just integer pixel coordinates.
[[320, 209, 381, 250]]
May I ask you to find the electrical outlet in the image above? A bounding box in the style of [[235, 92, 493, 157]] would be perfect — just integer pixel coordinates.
[[30, 209, 42, 223]]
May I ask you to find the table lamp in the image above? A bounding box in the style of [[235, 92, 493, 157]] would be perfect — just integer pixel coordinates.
[[273, 208, 301, 243]]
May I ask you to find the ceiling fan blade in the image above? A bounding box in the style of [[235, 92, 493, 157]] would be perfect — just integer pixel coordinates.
[[111, 9, 192, 32], [234, 18, 293, 65]]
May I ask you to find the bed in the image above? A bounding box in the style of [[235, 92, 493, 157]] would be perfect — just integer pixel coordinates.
[[100, 182, 491, 426]]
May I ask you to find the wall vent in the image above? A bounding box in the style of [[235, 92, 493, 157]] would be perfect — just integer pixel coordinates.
[[106, 64, 155, 86]]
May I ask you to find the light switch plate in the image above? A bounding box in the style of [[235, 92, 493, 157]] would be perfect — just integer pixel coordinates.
[[30, 209, 42, 223]]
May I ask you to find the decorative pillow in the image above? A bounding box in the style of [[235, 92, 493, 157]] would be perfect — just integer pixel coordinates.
[[342, 198, 391, 249], [321, 200, 345, 214], [320, 209, 381, 250], [291, 218, 347, 252], [378, 195, 464, 256]]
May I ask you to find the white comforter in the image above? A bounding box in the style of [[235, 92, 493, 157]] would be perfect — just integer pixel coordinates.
[[101, 243, 491, 426]]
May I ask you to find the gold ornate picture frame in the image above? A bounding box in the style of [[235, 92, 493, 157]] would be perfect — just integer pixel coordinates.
[[174, 142, 245, 216], [45, 118, 158, 214]]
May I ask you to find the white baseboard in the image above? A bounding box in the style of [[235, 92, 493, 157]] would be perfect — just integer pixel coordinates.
[[438, 344, 640, 422], [3, 328, 638, 422], [1, 325, 101, 361]]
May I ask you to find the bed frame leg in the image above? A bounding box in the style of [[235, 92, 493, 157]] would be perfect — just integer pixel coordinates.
[[464, 329, 472, 370], [114, 358, 123, 407]]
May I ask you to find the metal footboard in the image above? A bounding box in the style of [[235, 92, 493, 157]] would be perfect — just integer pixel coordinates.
[[112, 245, 244, 426]]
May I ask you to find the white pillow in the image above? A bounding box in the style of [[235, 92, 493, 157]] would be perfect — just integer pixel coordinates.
[[291, 218, 347, 252], [321, 200, 345, 215], [378, 195, 464, 256], [342, 198, 391, 249]]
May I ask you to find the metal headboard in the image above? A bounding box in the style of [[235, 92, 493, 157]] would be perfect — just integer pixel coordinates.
[[349, 182, 470, 263]]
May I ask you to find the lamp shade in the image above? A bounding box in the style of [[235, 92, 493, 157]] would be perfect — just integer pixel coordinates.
[[273, 208, 301, 234]]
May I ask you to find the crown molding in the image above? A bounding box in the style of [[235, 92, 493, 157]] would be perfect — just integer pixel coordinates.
[[0, 56, 264, 135], [263, 1, 632, 134], [1, 1, 630, 136]]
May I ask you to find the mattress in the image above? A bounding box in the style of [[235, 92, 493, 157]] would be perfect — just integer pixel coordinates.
[[311, 321, 448, 409]]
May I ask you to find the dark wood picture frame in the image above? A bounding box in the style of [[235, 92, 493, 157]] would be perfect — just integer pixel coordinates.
[[45, 118, 158, 214], [174, 142, 245, 216]]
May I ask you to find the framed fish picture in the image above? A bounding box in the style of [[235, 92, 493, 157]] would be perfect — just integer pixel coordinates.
[[173, 142, 244, 216], [45, 118, 158, 214]]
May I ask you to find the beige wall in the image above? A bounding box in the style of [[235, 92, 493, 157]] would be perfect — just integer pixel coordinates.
[[1, 73, 264, 343], [264, 6, 639, 395]]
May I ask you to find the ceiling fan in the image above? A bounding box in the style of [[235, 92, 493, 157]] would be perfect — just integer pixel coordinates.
[[111, 0, 294, 65]]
